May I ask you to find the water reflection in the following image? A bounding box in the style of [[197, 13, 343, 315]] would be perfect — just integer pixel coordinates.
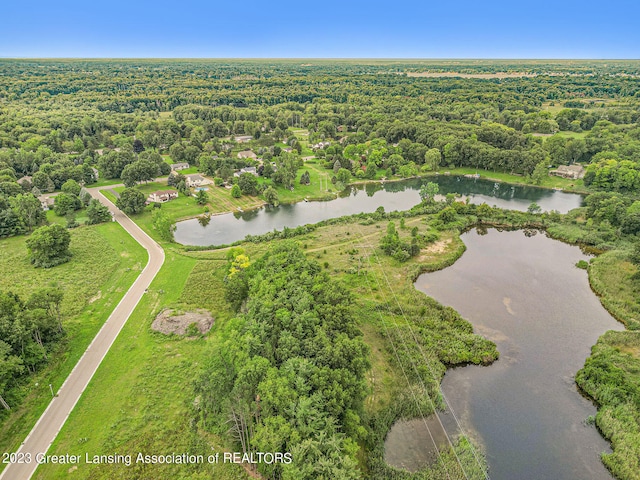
[[412, 229, 622, 480], [174, 177, 584, 246]]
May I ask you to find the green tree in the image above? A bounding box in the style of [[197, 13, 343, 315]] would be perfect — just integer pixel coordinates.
[[424, 148, 442, 171], [85, 199, 112, 224], [27, 287, 64, 333], [9, 194, 45, 232], [152, 209, 175, 242], [238, 173, 258, 195], [231, 184, 242, 198], [121, 159, 159, 187], [336, 168, 351, 186], [419, 181, 439, 203], [61, 179, 81, 197], [53, 193, 80, 216], [264, 186, 279, 206], [26, 224, 72, 268], [272, 153, 299, 189], [133, 139, 145, 155], [527, 202, 542, 214], [116, 188, 146, 214], [32, 172, 54, 193], [530, 161, 549, 185], [195, 189, 208, 205]]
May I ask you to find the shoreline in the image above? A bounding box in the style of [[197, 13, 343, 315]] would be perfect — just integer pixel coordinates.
[[172, 172, 588, 247]]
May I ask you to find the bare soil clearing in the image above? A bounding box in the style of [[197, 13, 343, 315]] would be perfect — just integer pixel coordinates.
[[152, 309, 214, 335]]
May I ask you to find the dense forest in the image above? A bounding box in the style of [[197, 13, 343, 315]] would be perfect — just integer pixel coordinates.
[[1, 60, 640, 480], [1, 60, 640, 214]]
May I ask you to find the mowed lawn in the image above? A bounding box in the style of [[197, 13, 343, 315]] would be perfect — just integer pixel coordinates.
[[437, 167, 588, 192], [0, 222, 147, 467]]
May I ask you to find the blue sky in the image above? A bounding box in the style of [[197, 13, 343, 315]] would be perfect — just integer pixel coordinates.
[[2, 0, 639, 58]]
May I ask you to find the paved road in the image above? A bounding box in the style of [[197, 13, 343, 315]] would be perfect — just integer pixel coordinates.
[[0, 187, 165, 480]]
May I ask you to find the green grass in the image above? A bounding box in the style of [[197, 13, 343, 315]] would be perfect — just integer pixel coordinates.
[[0, 222, 147, 470], [556, 130, 588, 139], [90, 178, 127, 188], [33, 249, 248, 480], [204, 185, 264, 213], [23, 206, 639, 479], [25, 213, 495, 479], [265, 163, 337, 203], [108, 182, 264, 243], [576, 330, 640, 480], [589, 249, 640, 330], [430, 167, 589, 193]]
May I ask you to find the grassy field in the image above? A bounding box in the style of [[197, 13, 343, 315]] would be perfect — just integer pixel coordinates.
[[30, 210, 496, 479], [263, 161, 337, 203], [33, 248, 248, 480], [18, 203, 640, 478], [0, 222, 147, 468], [588, 249, 640, 330], [430, 167, 589, 193]]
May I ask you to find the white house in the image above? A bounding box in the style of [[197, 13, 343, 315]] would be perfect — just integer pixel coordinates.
[[37, 195, 54, 211], [233, 167, 258, 178], [171, 162, 190, 171], [185, 174, 210, 188], [550, 164, 585, 180], [237, 150, 257, 160], [148, 190, 178, 203]]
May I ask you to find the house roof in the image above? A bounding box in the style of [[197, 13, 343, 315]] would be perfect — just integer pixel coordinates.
[[558, 165, 584, 173], [151, 190, 178, 196]]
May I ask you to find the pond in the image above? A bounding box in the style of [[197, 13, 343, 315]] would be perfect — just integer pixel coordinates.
[[174, 176, 584, 246], [396, 229, 623, 479]]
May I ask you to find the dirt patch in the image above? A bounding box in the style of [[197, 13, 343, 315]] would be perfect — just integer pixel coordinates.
[[152, 309, 214, 335], [620, 346, 640, 358], [418, 239, 451, 261]]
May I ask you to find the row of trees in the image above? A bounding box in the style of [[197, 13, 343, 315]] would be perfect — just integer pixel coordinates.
[[0, 288, 65, 411]]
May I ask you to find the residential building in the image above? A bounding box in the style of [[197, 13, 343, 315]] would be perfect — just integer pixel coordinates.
[[171, 162, 190, 171], [148, 190, 178, 203], [237, 150, 257, 160], [185, 174, 209, 187], [233, 167, 258, 178], [37, 195, 54, 211], [550, 164, 585, 179]]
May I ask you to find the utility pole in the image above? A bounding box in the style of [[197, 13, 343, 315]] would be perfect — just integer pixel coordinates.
[[0, 394, 10, 410], [49, 384, 54, 397]]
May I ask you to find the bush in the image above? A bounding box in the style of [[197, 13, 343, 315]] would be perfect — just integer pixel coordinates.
[[576, 260, 589, 269], [26, 224, 72, 268]]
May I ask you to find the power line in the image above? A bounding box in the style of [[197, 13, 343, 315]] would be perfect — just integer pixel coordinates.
[[356, 244, 456, 480], [353, 222, 489, 479]]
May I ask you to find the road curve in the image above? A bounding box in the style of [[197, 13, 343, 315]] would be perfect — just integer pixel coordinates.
[[0, 187, 165, 480]]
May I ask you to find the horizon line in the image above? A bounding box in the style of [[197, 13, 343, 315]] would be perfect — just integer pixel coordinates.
[[1, 57, 640, 61]]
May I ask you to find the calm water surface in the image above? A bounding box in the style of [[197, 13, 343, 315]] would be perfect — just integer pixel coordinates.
[[403, 229, 623, 479], [174, 177, 583, 246]]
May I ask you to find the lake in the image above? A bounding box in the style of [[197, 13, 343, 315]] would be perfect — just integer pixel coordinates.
[[174, 176, 584, 246], [392, 229, 623, 479]]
